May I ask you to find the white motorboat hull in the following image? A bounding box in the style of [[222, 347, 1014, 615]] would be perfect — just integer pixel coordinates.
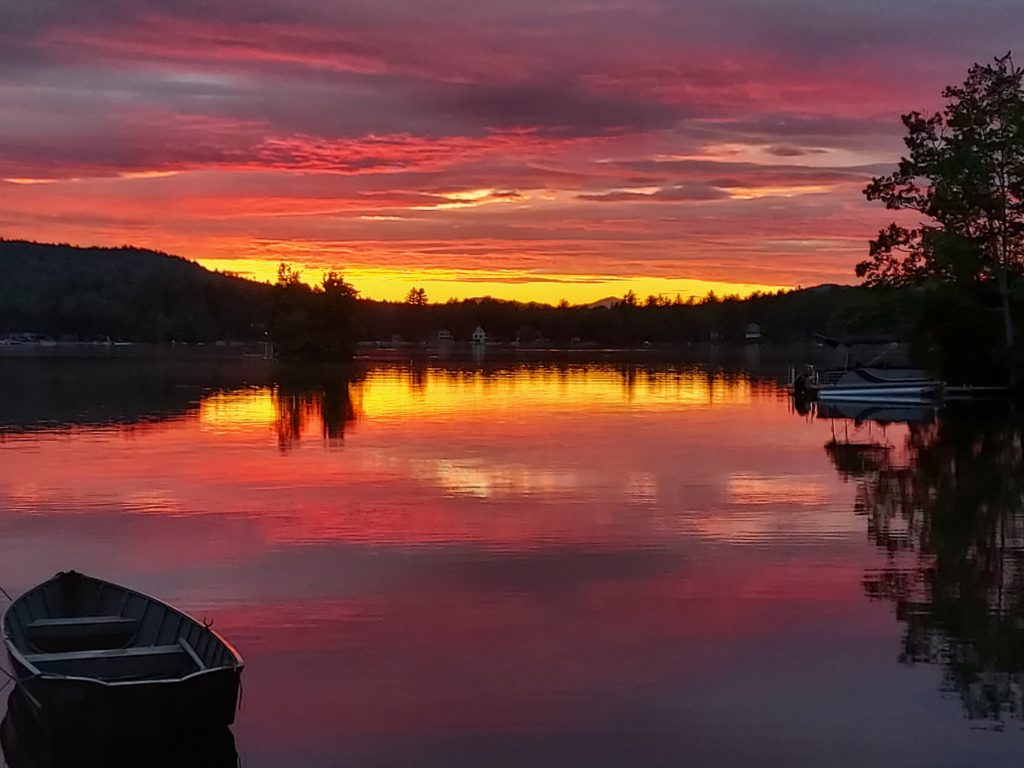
[[816, 385, 942, 403], [809, 367, 943, 403]]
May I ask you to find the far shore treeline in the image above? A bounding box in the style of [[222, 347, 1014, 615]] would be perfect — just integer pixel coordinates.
[[3, 233, 1023, 384], [0, 238, 920, 352]]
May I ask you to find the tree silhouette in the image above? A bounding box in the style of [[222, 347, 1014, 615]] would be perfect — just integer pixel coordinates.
[[270, 267, 358, 360], [275, 262, 303, 287], [317, 271, 359, 359], [861, 54, 1024, 379], [405, 287, 428, 306]]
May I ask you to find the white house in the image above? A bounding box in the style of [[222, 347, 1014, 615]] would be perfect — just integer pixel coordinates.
[[471, 326, 486, 345], [438, 329, 454, 343], [744, 322, 762, 341]]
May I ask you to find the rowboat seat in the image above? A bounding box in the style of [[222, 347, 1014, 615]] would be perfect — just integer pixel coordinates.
[[24, 642, 202, 681], [24, 644, 184, 664], [26, 616, 139, 653]]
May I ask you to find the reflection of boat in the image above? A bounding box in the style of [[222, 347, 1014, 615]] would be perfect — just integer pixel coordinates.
[[795, 335, 943, 403], [3, 572, 243, 736], [815, 395, 933, 479], [824, 439, 892, 477], [1, 690, 238, 768], [816, 399, 938, 425]]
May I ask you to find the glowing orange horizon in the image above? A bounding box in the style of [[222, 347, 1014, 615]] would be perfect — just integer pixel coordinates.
[[196, 257, 792, 305]]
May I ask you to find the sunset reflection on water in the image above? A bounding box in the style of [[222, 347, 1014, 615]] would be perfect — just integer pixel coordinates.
[[1, 360, 1022, 767]]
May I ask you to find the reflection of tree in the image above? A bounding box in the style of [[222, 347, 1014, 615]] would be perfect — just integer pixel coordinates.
[[618, 364, 638, 401], [272, 367, 362, 451], [835, 410, 1024, 723], [408, 364, 427, 394]]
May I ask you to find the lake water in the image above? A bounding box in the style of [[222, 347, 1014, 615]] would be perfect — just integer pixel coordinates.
[[1, 358, 1023, 767]]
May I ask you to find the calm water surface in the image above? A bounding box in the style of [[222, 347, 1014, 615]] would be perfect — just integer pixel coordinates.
[[1, 358, 1023, 767]]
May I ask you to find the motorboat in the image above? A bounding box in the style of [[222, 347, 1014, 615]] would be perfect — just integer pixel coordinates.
[[793, 335, 943, 403], [810, 367, 943, 402]]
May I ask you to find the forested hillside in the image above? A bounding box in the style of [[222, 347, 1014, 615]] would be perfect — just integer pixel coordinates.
[[0, 240, 275, 342], [0, 239, 924, 352]]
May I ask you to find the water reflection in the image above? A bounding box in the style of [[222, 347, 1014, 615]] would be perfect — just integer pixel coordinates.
[[272, 369, 362, 451], [7, 360, 1024, 766], [0, 358, 363, 452], [0, 358, 270, 432], [822, 404, 1024, 724], [2, 359, 772, 445], [0, 692, 238, 768]]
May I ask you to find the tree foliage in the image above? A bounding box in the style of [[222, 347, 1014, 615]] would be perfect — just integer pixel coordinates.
[[355, 285, 919, 347], [860, 54, 1024, 369], [405, 287, 428, 306], [861, 55, 1024, 286], [270, 264, 359, 360], [0, 240, 276, 342]]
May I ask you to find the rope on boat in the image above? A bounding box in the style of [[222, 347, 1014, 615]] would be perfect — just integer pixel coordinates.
[[0, 584, 10, 601]]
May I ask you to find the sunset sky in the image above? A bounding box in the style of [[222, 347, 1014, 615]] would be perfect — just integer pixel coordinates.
[[2, 1, 1022, 304]]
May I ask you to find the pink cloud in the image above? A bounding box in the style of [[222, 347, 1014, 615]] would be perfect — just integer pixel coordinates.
[[3, 0, 1023, 293]]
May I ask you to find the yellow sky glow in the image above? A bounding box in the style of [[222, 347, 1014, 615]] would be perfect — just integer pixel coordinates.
[[197, 258, 790, 305]]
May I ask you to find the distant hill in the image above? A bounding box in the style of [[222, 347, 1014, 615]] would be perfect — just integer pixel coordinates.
[[0, 240, 275, 342], [584, 296, 621, 310]]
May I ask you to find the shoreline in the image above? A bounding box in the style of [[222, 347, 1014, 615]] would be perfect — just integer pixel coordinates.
[[0, 339, 840, 363]]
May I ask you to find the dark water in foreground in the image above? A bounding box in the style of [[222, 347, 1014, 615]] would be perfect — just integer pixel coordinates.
[[1, 358, 1023, 767]]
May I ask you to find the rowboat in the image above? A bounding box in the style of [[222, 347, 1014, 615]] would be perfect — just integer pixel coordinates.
[[2, 571, 243, 735]]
